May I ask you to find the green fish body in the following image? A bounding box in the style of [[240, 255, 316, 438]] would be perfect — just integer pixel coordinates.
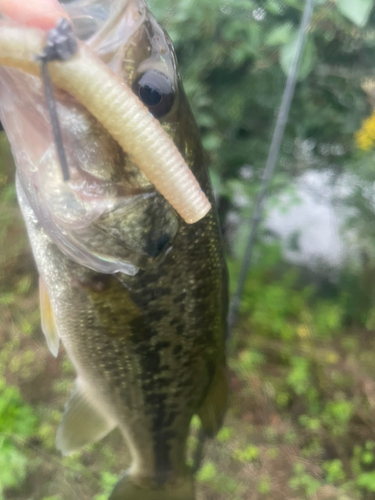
[[0, 1, 228, 498]]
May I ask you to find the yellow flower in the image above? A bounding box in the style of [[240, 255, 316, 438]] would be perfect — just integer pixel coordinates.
[[355, 111, 375, 150]]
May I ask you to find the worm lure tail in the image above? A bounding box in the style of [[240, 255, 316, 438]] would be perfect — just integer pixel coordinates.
[[0, 19, 211, 224], [38, 19, 78, 181]]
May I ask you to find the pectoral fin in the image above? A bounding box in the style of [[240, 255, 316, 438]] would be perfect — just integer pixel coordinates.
[[39, 276, 59, 358], [56, 378, 116, 456], [197, 365, 228, 438]]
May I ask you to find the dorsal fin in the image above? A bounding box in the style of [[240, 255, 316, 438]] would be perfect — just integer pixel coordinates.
[[39, 276, 59, 357], [56, 378, 117, 456]]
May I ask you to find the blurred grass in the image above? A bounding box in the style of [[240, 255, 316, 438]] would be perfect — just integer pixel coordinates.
[[2, 132, 375, 500]]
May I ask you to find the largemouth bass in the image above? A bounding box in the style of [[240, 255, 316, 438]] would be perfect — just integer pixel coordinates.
[[0, 1, 228, 498]]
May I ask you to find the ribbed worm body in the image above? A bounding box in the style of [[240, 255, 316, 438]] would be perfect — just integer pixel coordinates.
[[0, 17, 210, 224]]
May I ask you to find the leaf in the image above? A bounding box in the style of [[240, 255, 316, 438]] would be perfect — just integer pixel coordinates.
[[280, 34, 317, 80], [197, 462, 217, 482], [336, 0, 374, 27], [283, 0, 304, 7], [233, 445, 260, 463], [357, 472, 375, 491], [265, 22, 294, 46], [216, 426, 235, 443]]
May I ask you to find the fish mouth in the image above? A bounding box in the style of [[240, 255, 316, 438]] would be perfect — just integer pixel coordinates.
[[0, 0, 183, 275]]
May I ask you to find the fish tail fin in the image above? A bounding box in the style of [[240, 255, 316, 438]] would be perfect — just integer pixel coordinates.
[[109, 471, 194, 500]]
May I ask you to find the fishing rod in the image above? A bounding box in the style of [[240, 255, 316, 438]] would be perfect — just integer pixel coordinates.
[[228, 0, 316, 331]]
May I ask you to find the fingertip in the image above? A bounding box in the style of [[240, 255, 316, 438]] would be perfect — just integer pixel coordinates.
[[0, 0, 70, 30]]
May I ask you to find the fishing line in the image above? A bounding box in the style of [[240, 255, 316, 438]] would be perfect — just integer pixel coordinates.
[[40, 61, 70, 181], [0, 20, 212, 223], [194, 1, 315, 470], [228, 0, 316, 330], [38, 18, 78, 182]]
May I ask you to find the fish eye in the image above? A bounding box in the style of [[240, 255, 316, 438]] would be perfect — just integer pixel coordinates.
[[133, 70, 175, 118]]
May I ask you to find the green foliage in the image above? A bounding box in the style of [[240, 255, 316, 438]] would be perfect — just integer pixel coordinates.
[[147, 0, 375, 204], [287, 357, 311, 396], [357, 472, 375, 492], [289, 463, 320, 496], [197, 461, 218, 483], [0, 439, 28, 498], [352, 441, 375, 493], [0, 378, 36, 498], [322, 397, 354, 437], [0, 378, 36, 438], [3, 0, 375, 499], [336, 0, 374, 27], [198, 461, 242, 495], [280, 35, 317, 80], [233, 444, 260, 463], [94, 472, 119, 500], [228, 237, 372, 498], [257, 475, 272, 495], [216, 426, 235, 443], [323, 459, 346, 484]]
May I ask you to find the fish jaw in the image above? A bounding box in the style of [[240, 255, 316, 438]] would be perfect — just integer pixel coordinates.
[[0, 0, 182, 274]]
